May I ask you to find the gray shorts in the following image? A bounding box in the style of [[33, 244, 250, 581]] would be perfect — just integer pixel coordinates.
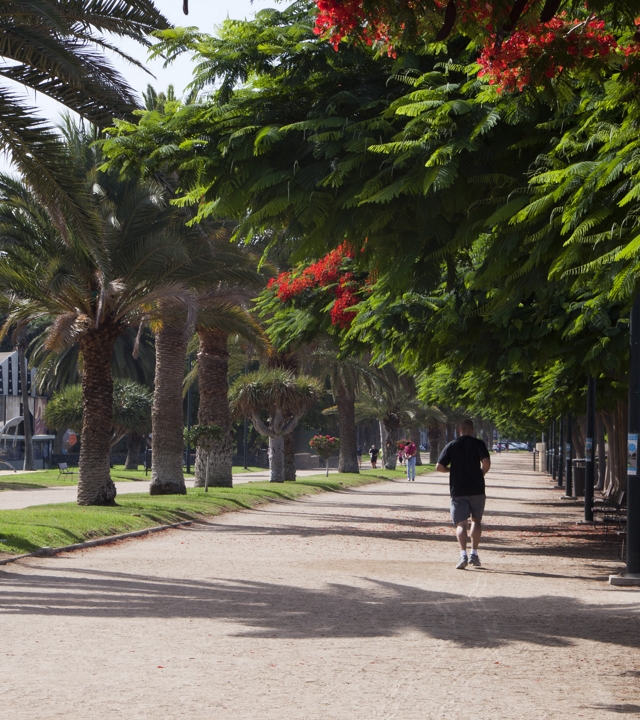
[[450, 495, 486, 525]]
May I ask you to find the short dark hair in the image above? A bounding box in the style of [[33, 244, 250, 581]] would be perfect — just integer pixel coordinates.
[[460, 418, 474, 432]]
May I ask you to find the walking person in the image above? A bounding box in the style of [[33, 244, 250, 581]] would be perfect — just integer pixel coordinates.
[[404, 439, 417, 481], [436, 418, 490, 569], [369, 445, 379, 469], [357, 445, 363, 468]]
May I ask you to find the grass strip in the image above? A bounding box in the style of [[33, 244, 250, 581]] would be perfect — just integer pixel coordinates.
[[0, 466, 434, 555], [0, 465, 269, 491]]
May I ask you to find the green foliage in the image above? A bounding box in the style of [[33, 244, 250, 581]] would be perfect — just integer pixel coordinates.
[[183, 423, 223, 449], [44, 380, 153, 441]]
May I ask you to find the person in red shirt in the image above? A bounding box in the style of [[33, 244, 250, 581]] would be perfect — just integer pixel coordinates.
[[404, 440, 417, 481]]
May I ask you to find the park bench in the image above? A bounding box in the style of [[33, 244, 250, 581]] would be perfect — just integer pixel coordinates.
[[57, 462, 78, 480], [592, 490, 626, 520]]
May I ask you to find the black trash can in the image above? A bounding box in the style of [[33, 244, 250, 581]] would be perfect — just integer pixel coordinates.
[[572, 458, 586, 497]]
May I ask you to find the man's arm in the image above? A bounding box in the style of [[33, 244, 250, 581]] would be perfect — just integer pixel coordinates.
[[436, 463, 448, 473], [481, 457, 491, 476]]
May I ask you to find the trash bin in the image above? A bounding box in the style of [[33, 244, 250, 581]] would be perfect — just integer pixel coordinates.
[[572, 458, 586, 497]]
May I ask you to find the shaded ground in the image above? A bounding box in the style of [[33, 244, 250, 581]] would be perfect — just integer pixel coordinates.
[[1, 454, 638, 719]]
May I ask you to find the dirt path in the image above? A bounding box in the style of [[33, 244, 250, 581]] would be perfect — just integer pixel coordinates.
[[1, 454, 638, 719]]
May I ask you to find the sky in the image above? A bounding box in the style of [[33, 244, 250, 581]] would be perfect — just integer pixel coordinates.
[[2, 0, 280, 172]]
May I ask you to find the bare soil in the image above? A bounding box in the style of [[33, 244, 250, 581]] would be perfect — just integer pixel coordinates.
[[1, 453, 638, 719]]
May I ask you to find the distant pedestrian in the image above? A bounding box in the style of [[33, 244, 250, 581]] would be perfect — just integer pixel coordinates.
[[357, 446, 363, 467], [436, 419, 491, 570], [404, 440, 417, 481], [398, 442, 406, 467], [369, 445, 379, 469]]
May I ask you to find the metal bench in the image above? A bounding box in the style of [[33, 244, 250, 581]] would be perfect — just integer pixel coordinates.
[[57, 462, 78, 479]]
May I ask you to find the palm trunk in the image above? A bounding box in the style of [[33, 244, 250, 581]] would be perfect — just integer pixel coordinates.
[[284, 430, 296, 481], [337, 379, 359, 473], [269, 434, 285, 482], [428, 426, 441, 464], [18, 347, 35, 471], [77, 324, 118, 505], [124, 432, 143, 470], [409, 425, 422, 466], [150, 321, 187, 495], [195, 328, 233, 488], [383, 414, 399, 470]]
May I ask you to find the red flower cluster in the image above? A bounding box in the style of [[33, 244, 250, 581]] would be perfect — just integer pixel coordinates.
[[478, 17, 618, 91], [313, 1, 639, 92], [269, 243, 361, 328], [314, 0, 390, 50]]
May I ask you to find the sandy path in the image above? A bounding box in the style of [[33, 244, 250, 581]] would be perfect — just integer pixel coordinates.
[[0, 469, 339, 510], [1, 454, 639, 719]]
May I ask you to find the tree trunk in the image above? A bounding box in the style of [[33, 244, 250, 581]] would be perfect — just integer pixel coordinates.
[[77, 324, 118, 505], [269, 434, 285, 482], [337, 378, 359, 473], [383, 414, 399, 470], [150, 320, 187, 495], [613, 399, 628, 496], [428, 426, 441, 464], [194, 328, 233, 488], [379, 420, 387, 465], [284, 430, 296, 481], [18, 346, 35, 471], [409, 425, 422, 466], [124, 432, 143, 470]]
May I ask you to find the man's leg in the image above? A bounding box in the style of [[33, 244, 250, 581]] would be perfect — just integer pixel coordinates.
[[455, 521, 468, 551], [410, 456, 416, 480], [470, 518, 482, 551]]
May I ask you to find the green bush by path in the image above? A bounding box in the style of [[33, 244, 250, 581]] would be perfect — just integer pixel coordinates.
[[0, 466, 434, 555]]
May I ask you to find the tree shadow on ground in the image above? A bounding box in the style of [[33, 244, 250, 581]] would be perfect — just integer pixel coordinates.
[[0, 482, 50, 491], [0, 568, 637, 650]]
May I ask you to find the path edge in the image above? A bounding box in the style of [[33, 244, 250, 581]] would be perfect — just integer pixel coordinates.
[[0, 520, 193, 566]]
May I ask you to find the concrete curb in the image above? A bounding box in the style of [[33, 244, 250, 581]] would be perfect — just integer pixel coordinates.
[[0, 520, 193, 566]]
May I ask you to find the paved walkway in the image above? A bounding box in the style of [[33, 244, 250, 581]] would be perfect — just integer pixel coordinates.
[[1, 454, 639, 719], [0, 468, 339, 510]]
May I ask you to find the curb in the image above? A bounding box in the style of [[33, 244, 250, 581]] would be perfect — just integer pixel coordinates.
[[0, 520, 193, 566]]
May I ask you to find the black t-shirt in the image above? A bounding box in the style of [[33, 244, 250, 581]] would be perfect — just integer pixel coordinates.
[[437, 435, 490, 497], [369, 448, 378, 461]]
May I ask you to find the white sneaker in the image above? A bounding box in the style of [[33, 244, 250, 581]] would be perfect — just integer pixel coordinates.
[[456, 555, 468, 570]]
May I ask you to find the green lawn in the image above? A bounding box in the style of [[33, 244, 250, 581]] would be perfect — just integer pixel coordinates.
[[0, 464, 267, 491], [0, 465, 434, 555]]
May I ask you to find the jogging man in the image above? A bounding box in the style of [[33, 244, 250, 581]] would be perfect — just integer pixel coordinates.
[[436, 419, 491, 569]]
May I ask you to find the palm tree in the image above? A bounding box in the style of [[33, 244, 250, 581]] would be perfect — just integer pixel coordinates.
[[229, 368, 321, 482], [307, 343, 380, 474], [194, 293, 267, 488], [0, 124, 221, 505], [149, 245, 267, 496], [0, 0, 169, 241]]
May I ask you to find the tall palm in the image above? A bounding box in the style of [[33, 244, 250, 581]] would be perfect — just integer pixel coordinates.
[[307, 343, 380, 474], [0, 124, 223, 505], [194, 291, 267, 488], [149, 245, 268, 495], [230, 368, 321, 482], [0, 0, 169, 241]]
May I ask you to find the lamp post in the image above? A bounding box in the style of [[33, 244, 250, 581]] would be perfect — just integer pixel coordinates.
[[565, 413, 573, 498], [185, 352, 192, 475], [585, 375, 596, 522], [557, 415, 564, 488]]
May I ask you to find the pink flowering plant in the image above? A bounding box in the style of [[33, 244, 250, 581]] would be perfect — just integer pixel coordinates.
[[310, 434, 340, 475]]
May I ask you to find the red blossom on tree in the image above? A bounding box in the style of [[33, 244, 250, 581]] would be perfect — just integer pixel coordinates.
[[268, 243, 362, 329], [312, 1, 640, 91]]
